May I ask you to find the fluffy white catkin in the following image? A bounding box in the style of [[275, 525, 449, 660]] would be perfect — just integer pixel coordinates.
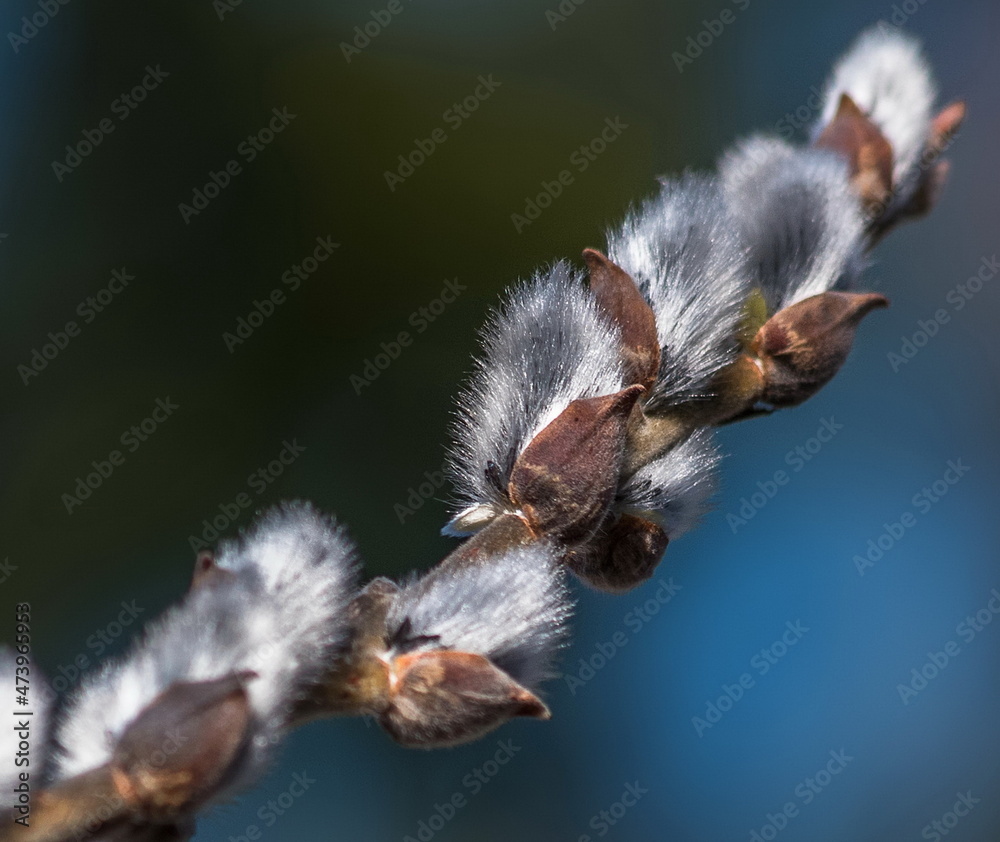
[[55, 503, 356, 789], [617, 429, 720, 540], [815, 26, 936, 203], [445, 262, 625, 533], [607, 174, 749, 409], [718, 135, 866, 310], [386, 544, 570, 689]]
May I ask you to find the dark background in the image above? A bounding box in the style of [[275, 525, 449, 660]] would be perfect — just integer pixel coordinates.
[[2, 0, 998, 840]]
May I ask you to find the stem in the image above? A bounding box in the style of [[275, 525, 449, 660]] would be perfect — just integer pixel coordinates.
[[623, 356, 765, 475], [0, 766, 127, 842]]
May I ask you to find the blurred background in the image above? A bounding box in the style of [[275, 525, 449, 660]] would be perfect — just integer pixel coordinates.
[[2, 0, 998, 839]]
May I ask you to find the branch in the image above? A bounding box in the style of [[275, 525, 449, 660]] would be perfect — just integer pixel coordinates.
[[1, 25, 964, 842]]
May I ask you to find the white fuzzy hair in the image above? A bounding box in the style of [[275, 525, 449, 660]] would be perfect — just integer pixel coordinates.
[[815, 25, 936, 202], [445, 263, 625, 529], [606, 173, 749, 410], [719, 135, 866, 310], [386, 544, 571, 689], [55, 503, 356, 786], [618, 429, 720, 539], [1, 649, 52, 808]]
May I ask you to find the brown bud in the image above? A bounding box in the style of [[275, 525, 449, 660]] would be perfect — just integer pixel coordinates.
[[111, 673, 255, 822], [583, 248, 661, 391], [509, 386, 644, 545], [379, 650, 548, 748], [929, 100, 966, 155], [752, 291, 888, 408], [814, 93, 894, 212], [870, 100, 965, 240], [188, 550, 234, 592], [567, 513, 669, 593]]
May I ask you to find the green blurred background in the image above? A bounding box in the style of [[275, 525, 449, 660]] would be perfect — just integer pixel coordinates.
[[3, 0, 999, 839]]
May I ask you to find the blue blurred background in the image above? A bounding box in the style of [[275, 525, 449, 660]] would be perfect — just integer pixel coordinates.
[[2, 0, 998, 839]]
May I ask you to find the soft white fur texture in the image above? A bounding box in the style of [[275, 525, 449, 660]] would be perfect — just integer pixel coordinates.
[[815, 25, 936, 203], [387, 544, 570, 689], [445, 263, 625, 530], [719, 135, 866, 310], [618, 429, 720, 539], [607, 174, 748, 409], [55, 503, 356, 789]]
